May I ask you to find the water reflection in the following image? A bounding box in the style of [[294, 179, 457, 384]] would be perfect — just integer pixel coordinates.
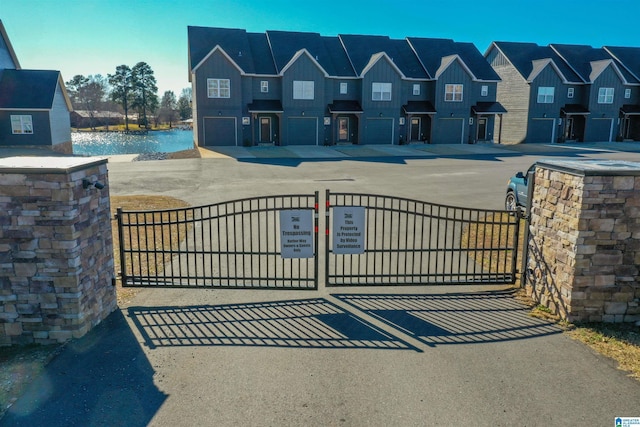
[[72, 130, 194, 156]]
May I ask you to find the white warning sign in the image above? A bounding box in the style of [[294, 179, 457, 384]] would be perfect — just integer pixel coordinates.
[[280, 209, 314, 258], [332, 206, 365, 254]]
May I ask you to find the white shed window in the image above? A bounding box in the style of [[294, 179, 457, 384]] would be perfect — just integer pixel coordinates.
[[598, 87, 614, 104], [537, 87, 555, 103], [293, 80, 314, 100], [261, 81, 269, 93], [11, 115, 33, 134], [372, 82, 392, 101], [340, 82, 348, 94], [445, 84, 463, 102], [413, 84, 420, 96], [207, 78, 230, 98]]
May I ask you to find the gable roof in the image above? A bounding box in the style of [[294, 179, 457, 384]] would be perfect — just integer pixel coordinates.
[[0, 69, 67, 110], [550, 44, 636, 84], [603, 46, 640, 84], [490, 41, 582, 84], [409, 37, 500, 81], [339, 34, 428, 79], [0, 20, 20, 70]]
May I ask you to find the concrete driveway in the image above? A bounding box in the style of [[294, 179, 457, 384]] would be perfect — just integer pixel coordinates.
[[2, 142, 640, 426]]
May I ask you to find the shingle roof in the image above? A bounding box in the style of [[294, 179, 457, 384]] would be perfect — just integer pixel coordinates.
[[339, 34, 428, 79], [188, 26, 256, 73], [605, 46, 640, 82], [491, 42, 582, 83], [247, 33, 277, 75], [0, 69, 60, 109], [408, 38, 500, 81], [550, 44, 637, 84]]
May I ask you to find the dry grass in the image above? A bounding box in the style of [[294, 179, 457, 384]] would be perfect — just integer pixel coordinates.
[[111, 195, 192, 305]]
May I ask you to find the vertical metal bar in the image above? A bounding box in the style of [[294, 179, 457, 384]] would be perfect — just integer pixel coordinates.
[[116, 208, 127, 286], [314, 191, 319, 290], [511, 208, 522, 284], [325, 189, 331, 287]]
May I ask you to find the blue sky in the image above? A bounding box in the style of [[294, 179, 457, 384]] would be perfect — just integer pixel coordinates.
[[3, 0, 640, 97]]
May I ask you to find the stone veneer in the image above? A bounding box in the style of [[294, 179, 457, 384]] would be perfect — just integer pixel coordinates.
[[0, 156, 117, 345], [525, 159, 640, 323]]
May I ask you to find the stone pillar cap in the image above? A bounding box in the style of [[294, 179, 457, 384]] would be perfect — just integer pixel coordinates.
[[0, 156, 107, 174], [537, 159, 640, 176]]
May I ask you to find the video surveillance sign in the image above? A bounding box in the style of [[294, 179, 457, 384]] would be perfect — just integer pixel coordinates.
[[332, 206, 365, 254], [280, 209, 314, 258]]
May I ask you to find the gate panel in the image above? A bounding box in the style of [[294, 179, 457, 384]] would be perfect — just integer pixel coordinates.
[[117, 193, 319, 289], [325, 190, 520, 286]]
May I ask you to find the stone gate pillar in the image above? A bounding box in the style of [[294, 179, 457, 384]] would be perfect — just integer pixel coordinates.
[[0, 156, 117, 345], [525, 159, 640, 323]]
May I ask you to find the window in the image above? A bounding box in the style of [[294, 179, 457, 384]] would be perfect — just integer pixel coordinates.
[[207, 78, 230, 98], [261, 81, 269, 93], [340, 82, 348, 94], [537, 86, 555, 103], [372, 82, 392, 101], [444, 84, 463, 102], [10, 115, 33, 134], [413, 84, 420, 96], [568, 87, 574, 99], [293, 80, 314, 100], [481, 85, 488, 97], [625, 88, 631, 99], [598, 87, 614, 104]]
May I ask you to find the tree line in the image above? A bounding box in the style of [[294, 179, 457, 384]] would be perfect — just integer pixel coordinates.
[[65, 61, 192, 131]]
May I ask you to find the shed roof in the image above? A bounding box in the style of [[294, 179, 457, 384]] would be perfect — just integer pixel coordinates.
[[0, 69, 62, 109]]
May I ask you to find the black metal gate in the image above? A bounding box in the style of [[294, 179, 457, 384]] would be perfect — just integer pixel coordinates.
[[325, 191, 521, 286], [116, 193, 319, 289], [116, 190, 520, 289]]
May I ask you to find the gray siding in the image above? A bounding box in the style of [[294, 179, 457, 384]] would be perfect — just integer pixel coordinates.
[[251, 77, 282, 101], [433, 61, 473, 144], [489, 49, 530, 144], [49, 83, 71, 146], [0, 32, 16, 70], [0, 111, 51, 146], [360, 58, 402, 144]]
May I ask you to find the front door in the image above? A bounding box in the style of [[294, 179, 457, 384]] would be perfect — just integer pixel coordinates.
[[564, 117, 574, 140], [476, 118, 487, 141], [259, 117, 271, 143], [410, 118, 421, 141], [338, 117, 349, 143]]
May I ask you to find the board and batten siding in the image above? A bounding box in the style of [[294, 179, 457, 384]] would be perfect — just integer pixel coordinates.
[[49, 83, 72, 146], [0, 33, 17, 69], [488, 48, 530, 144]]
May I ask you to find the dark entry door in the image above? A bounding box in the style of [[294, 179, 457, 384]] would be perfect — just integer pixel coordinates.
[[410, 118, 421, 141], [259, 117, 271, 143], [476, 118, 487, 141], [338, 117, 349, 142], [564, 117, 574, 140]]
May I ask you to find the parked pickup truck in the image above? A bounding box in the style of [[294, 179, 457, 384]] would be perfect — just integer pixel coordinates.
[[505, 164, 535, 211]]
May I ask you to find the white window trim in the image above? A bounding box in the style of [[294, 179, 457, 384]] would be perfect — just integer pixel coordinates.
[[372, 82, 392, 101], [444, 84, 463, 102], [537, 86, 555, 104], [340, 82, 348, 95], [10, 115, 33, 134], [598, 87, 614, 104], [568, 87, 574, 99], [293, 80, 314, 100], [207, 78, 230, 98], [625, 88, 631, 99], [481, 85, 488, 97], [261, 81, 269, 93], [413, 84, 420, 96]]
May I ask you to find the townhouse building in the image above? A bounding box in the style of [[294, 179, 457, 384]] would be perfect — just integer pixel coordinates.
[[486, 41, 640, 144], [188, 27, 505, 146]]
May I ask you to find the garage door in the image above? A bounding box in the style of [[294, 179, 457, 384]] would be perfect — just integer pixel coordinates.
[[587, 118, 613, 142], [204, 117, 237, 146], [287, 118, 317, 145], [364, 118, 393, 144], [527, 119, 554, 143], [433, 118, 464, 144]]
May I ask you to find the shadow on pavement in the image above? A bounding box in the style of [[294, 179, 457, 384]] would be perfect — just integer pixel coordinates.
[[334, 291, 561, 347], [0, 310, 167, 427], [128, 298, 419, 352]]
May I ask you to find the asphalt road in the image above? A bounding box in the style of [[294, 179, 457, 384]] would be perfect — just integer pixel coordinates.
[[3, 143, 640, 426]]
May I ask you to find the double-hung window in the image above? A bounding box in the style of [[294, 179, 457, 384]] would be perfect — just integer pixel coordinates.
[[625, 88, 631, 99], [537, 87, 555, 103], [340, 82, 348, 94], [444, 84, 463, 102], [598, 87, 614, 104], [261, 81, 269, 93], [11, 115, 33, 134], [481, 85, 488, 97], [372, 82, 392, 101], [568, 88, 574, 99], [293, 80, 314, 100], [207, 78, 230, 98], [412, 84, 420, 96]]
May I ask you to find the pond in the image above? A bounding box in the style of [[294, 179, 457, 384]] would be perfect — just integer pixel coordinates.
[[72, 130, 194, 156]]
